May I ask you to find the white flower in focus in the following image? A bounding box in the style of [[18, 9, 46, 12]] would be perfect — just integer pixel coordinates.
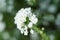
[[20, 25, 28, 35], [14, 8, 27, 23], [14, 7, 38, 35], [20, 29, 24, 34], [24, 26, 28, 35], [29, 14, 38, 24], [30, 29, 34, 34], [24, 30, 28, 35], [28, 22, 33, 28], [42, 27, 44, 30], [49, 34, 55, 40]]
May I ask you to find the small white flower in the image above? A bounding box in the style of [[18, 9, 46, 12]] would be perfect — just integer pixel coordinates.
[[30, 29, 34, 34], [28, 22, 33, 28], [29, 14, 38, 24], [17, 23, 24, 30], [20, 29, 24, 34], [20, 25, 28, 34], [2, 32, 10, 40], [24, 29, 28, 35], [25, 7, 31, 12]]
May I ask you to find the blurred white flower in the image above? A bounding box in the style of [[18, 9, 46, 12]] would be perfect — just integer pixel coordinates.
[[42, 27, 44, 30], [28, 22, 33, 28], [0, 22, 6, 32], [55, 18, 60, 26], [24, 29, 28, 35], [14, 8, 29, 24], [49, 34, 55, 40], [0, 13, 3, 21], [8, 0, 14, 5], [55, 14, 60, 26], [7, 5, 14, 13], [47, 5, 57, 13], [7, 0, 14, 13], [2, 32, 10, 40], [20, 25, 28, 35], [16, 22, 24, 30], [14, 8, 30, 35], [30, 29, 34, 34], [0, 0, 6, 11], [14, 7, 38, 35]]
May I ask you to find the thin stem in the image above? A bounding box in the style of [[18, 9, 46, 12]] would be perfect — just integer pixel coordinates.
[[32, 26, 50, 40]]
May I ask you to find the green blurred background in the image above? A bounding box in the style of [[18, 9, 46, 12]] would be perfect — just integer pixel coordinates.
[[0, 0, 60, 40]]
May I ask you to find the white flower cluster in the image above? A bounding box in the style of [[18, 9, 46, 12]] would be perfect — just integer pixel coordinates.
[[0, 13, 6, 32], [14, 7, 38, 35]]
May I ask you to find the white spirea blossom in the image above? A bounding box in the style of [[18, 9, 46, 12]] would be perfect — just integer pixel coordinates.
[[14, 7, 38, 35], [29, 14, 38, 24], [42, 27, 44, 30], [30, 29, 34, 34], [28, 22, 33, 28]]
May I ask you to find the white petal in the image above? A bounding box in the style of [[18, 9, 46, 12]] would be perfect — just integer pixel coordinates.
[[24, 30, 28, 35], [28, 22, 33, 28], [29, 14, 38, 24], [21, 30, 24, 34], [30, 29, 34, 34]]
